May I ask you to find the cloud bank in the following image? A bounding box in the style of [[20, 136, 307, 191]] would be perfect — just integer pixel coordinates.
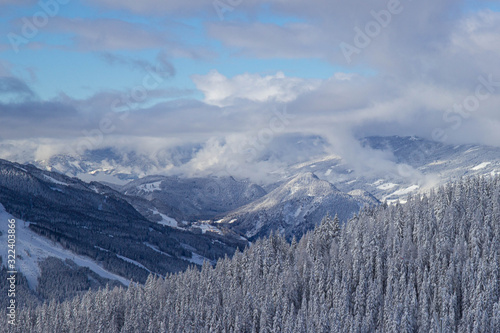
[[1, 1, 500, 183]]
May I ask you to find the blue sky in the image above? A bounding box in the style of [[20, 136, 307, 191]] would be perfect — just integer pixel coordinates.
[[0, 0, 345, 101], [1, 0, 500, 177], [2, 0, 497, 100]]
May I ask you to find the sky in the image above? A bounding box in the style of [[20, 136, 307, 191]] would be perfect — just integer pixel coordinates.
[[1, 0, 500, 180]]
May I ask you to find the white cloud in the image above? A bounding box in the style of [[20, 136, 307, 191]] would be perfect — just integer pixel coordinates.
[[452, 10, 500, 54], [192, 70, 321, 107]]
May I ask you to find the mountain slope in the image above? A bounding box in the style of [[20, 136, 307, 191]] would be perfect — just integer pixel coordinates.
[[118, 175, 267, 222], [283, 136, 500, 202], [21, 135, 500, 204], [219, 172, 374, 240], [10, 176, 500, 332], [0, 159, 246, 290]]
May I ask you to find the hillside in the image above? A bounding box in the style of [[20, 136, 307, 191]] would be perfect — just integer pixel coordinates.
[[5, 176, 499, 332], [218, 172, 375, 240]]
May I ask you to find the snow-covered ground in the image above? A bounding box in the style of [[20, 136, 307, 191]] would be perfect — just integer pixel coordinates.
[[156, 212, 179, 228], [182, 252, 214, 266], [191, 221, 224, 235], [377, 183, 398, 190], [472, 162, 491, 170], [386, 185, 420, 199], [43, 174, 68, 186], [116, 255, 151, 273], [0, 205, 130, 289], [151, 209, 187, 230], [137, 181, 162, 193]]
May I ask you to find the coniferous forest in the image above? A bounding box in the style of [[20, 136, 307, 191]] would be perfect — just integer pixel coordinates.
[[3, 176, 500, 332]]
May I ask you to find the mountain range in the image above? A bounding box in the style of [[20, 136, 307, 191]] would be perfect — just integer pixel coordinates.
[[1, 135, 499, 303]]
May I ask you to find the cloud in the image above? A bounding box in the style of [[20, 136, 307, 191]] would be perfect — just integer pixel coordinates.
[[0, 76, 34, 95], [207, 22, 327, 58], [0, 76, 36, 101], [2, 1, 500, 184], [203, 0, 464, 77], [0, 77, 194, 140], [192, 70, 321, 107], [88, 0, 219, 15], [98, 51, 176, 79], [48, 17, 168, 51]]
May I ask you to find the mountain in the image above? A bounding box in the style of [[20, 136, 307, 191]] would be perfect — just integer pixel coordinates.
[[25, 134, 328, 184], [281, 136, 500, 202], [26, 136, 500, 205], [118, 175, 267, 222], [217, 172, 375, 240], [9, 176, 499, 332], [29, 144, 203, 184], [0, 159, 246, 296]]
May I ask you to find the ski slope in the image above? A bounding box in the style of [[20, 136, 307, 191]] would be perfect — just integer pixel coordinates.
[[0, 204, 130, 289]]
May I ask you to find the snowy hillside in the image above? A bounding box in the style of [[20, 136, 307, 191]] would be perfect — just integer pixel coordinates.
[[20, 136, 500, 205], [0, 204, 129, 290], [0, 159, 247, 290], [281, 136, 500, 202], [218, 172, 375, 240], [119, 175, 267, 221]]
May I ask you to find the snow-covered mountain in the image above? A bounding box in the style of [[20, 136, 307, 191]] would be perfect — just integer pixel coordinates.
[[280, 136, 500, 202], [14, 134, 500, 240], [0, 159, 246, 297], [25, 135, 500, 204], [0, 204, 128, 290], [27, 144, 203, 184], [217, 172, 376, 240], [118, 175, 266, 222], [3, 134, 499, 303]]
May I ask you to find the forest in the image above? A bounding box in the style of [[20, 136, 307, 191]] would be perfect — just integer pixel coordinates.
[[2, 176, 500, 332]]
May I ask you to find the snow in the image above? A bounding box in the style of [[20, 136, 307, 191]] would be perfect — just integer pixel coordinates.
[[194, 222, 223, 235], [183, 252, 214, 266], [464, 147, 480, 154], [143, 242, 171, 257], [389, 185, 420, 197], [138, 181, 162, 193], [157, 214, 178, 228], [377, 183, 398, 190], [116, 255, 151, 273], [290, 155, 341, 170], [0, 205, 130, 289], [472, 162, 491, 170], [43, 174, 69, 186], [89, 186, 100, 193], [152, 210, 188, 231], [77, 172, 130, 186], [150, 209, 191, 231], [14, 165, 27, 172], [294, 206, 302, 217], [325, 169, 332, 176], [427, 160, 446, 166]]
